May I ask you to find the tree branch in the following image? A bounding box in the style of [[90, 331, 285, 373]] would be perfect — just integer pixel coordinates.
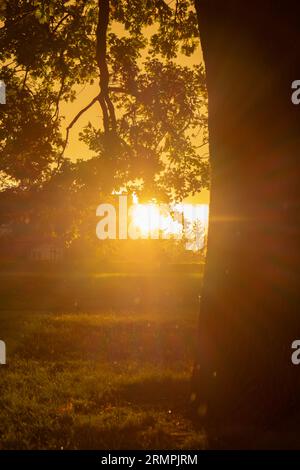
[[96, 0, 116, 134], [51, 13, 70, 34], [56, 94, 100, 170]]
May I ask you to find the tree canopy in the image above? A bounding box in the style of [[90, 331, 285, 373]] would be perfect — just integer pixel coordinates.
[[0, 0, 209, 247]]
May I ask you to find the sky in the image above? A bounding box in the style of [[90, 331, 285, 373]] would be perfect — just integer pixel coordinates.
[[59, 20, 210, 205]]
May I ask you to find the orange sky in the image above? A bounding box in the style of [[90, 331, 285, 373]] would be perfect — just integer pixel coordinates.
[[60, 21, 210, 204]]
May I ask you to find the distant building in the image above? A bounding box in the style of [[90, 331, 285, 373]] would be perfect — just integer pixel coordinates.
[[0, 226, 64, 263], [30, 242, 63, 263], [0, 223, 12, 237]]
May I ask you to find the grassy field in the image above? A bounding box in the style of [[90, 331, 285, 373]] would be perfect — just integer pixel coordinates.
[[0, 271, 206, 450]]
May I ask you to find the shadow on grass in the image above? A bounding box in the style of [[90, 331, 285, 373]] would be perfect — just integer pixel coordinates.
[[0, 309, 205, 450], [116, 376, 190, 409], [15, 314, 196, 365]]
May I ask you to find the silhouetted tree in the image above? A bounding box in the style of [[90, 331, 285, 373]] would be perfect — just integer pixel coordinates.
[[0, 0, 208, 199], [0, 0, 209, 252], [193, 0, 300, 444]]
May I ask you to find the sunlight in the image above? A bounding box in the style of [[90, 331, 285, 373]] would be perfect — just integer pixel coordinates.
[[131, 203, 158, 237], [130, 196, 209, 243]]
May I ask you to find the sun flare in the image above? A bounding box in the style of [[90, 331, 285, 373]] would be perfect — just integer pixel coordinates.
[[130, 197, 209, 246]]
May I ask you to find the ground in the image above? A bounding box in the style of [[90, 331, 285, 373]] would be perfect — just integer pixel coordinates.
[[0, 270, 207, 450]]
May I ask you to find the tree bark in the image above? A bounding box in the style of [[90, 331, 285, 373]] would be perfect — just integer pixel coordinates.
[[193, 0, 300, 441]]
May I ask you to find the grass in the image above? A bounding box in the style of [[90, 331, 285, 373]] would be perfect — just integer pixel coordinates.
[[0, 272, 206, 450]]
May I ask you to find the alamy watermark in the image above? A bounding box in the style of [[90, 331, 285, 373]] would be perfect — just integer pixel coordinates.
[[0, 80, 6, 104], [0, 340, 6, 365], [289, 82, 300, 365], [291, 340, 300, 365], [96, 195, 208, 251]]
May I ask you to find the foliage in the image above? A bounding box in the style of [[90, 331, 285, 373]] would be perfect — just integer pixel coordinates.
[[0, 0, 209, 248]]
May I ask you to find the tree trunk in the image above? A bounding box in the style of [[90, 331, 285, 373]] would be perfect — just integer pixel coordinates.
[[193, 0, 300, 442]]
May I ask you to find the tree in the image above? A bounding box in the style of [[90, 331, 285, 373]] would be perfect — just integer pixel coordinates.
[[0, 0, 209, 252], [0, 0, 208, 198], [193, 0, 300, 444]]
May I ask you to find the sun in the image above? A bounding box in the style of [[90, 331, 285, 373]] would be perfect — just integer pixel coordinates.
[[130, 197, 209, 241], [130, 203, 161, 237]]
